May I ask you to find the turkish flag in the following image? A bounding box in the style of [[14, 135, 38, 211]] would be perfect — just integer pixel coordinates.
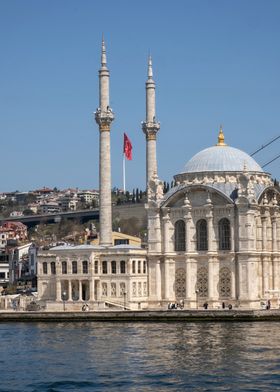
[[123, 133, 132, 160]]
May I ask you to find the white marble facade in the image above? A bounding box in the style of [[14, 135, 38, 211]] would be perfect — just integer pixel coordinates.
[[37, 40, 280, 310], [37, 246, 148, 310], [146, 139, 280, 309]]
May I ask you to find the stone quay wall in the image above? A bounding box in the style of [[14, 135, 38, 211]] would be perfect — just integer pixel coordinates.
[[1, 309, 280, 322]]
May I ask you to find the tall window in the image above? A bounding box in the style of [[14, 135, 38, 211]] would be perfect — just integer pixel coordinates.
[[174, 220, 186, 251], [72, 261, 77, 274], [132, 260, 136, 274], [62, 261, 67, 274], [111, 283, 116, 297], [50, 262, 56, 275], [102, 282, 107, 296], [111, 260, 116, 274], [219, 218, 231, 250], [82, 260, 88, 274], [120, 282, 126, 295], [43, 262, 48, 274], [120, 260, 126, 274], [138, 260, 141, 274], [196, 219, 208, 251], [143, 260, 147, 274], [102, 261, 107, 274], [94, 260, 99, 274]]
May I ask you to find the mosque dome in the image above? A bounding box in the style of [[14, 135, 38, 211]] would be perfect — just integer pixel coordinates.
[[182, 128, 263, 174]]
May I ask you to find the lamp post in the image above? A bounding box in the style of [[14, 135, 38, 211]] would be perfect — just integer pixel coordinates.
[[62, 290, 67, 311], [123, 291, 126, 310], [195, 289, 199, 310]]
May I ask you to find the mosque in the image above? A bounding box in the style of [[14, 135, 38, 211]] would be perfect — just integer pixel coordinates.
[[37, 39, 280, 310]]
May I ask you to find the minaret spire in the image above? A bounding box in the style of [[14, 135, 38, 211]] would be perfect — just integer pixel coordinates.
[[95, 36, 114, 247], [101, 33, 107, 67], [148, 55, 153, 79], [142, 55, 160, 188]]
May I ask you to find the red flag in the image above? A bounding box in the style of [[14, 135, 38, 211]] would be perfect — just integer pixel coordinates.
[[123, 133, 132, 160]]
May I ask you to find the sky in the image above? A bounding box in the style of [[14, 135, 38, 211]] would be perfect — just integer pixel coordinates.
[[1, 0, 280, 192]]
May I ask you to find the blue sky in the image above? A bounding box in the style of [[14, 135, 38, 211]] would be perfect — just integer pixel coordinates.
[[1, 0, 280, 192]]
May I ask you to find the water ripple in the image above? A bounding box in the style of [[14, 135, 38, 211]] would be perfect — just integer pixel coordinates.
[[0, 322, 280, 391]]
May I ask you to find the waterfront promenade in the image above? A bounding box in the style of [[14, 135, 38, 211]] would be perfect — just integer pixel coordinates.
[[1, 309, 280, 322]]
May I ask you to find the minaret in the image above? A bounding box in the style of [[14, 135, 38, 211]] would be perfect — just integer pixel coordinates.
[[142, 56, 160, 187], [95, 36, 114, 247]]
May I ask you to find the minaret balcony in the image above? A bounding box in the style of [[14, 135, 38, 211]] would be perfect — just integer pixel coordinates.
[[142, 120, 160, 135], [95, 107, 115, 128]]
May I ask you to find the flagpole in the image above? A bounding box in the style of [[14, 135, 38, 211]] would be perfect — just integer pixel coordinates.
[[123, 153, 126, 192]]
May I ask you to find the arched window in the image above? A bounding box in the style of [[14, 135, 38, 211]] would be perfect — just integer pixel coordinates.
[[62, 261, 67, 274], [94, 260, 99, 274], [219, 218, 231, 250], [196, 219, 208, 251], [174, 220, 186, 251], [82, 260, 88, 274], [43, 262, 48, 274], [102, 261, 107, 274], [72, 261, 77, 274], [120, 260, 126, 274], [132, 260, 136, 274], [50, 262, 56, 275], [111, 260, 116, 274]]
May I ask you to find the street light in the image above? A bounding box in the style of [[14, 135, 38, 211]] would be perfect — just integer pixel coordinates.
[[195, 289, 200, 309], [62, 290, 67, 311], [123, 291, 126, 310]]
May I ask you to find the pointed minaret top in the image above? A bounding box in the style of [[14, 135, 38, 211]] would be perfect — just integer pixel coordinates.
[[101, 34, 107, 67], [216, 125, 227, 146], [148, 55, 153, 79]]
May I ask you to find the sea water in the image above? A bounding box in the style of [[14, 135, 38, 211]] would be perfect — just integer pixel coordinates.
[[1, 321, 280, 391]]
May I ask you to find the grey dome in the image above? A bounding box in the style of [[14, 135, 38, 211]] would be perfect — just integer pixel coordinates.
[[183, 145, 263, 173]]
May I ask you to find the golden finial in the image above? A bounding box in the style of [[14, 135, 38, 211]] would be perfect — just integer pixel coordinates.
[[216, 125, 227, 146]]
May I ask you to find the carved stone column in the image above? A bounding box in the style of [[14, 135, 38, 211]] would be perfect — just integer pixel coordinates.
[[68, 280, 71, 301], [162, 209, 170, 254], [262, 257, 270, 295], [79, 280, 83, 301], [96, 280, 101, 301], [164, 259, 169, 299], [90, 279, 95, 301], [206, 213, 214, 252], [183, 194, 192, 253], [56, 279, 61, 301], [155, 260, 162, 300], [185, 258, 192, 300], [208, 258, 214, 300], [272, 216, 277, 252]]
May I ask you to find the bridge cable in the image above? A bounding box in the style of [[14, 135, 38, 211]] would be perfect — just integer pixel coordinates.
[[250, 135, 280, 157], [262, 153, 280, 169]]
